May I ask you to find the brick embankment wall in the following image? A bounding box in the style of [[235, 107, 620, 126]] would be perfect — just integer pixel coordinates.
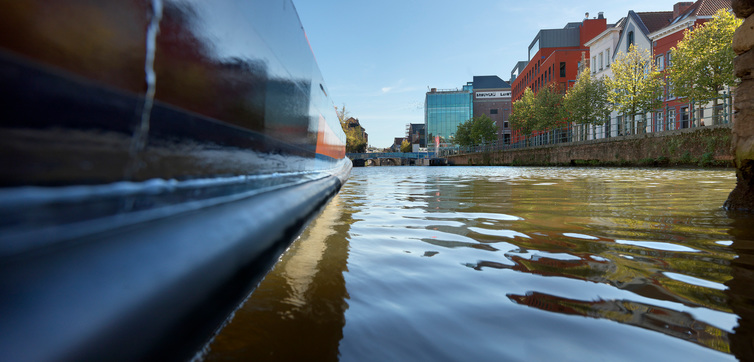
[[726, 0, 754, 210], [447, 125, 733, 167]]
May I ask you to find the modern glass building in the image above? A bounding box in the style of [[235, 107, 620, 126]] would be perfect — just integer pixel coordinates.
[[425, 83, 473, 148]]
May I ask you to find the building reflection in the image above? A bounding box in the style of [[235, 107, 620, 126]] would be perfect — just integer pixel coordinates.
[[725, 213, 754, 361], [466, 229, 732, 314], [507, 291, 731, 354], [204, 195, 351, 360]]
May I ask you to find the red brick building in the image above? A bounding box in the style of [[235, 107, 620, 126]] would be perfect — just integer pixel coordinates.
[[511, 14, 607, 102], [509, 13, 607, 143], [649, 0, 732, 131]]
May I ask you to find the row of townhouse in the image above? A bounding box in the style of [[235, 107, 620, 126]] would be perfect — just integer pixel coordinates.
[[511, 0, 733, 143]]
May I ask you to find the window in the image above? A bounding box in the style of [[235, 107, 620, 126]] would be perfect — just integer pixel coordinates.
[[560, 62, 566, 77], [656, 54, 664, 71], [605, 48, 610, 67], [667, 51, 673, 67], [698, 108, 705, 125], [599, 53, 603, 70], [680, 107, 689, 128], [667, 81, 674, 99], [627, 31, 634, 51], [592, 56, 596, 73], [503, 121, 509, 128], [668, 109, 676, 130], [490, 109, 498, 114]]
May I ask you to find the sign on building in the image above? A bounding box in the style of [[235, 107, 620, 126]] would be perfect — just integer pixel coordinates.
[[475, 91, 511, 99]]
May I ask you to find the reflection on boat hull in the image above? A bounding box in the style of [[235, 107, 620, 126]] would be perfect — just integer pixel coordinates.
[[0, 0, 349, 360]]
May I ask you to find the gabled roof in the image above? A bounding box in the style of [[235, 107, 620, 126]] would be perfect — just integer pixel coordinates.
[[691, 0, 731, 16], [649, 0, 731, 39], [635, 11, 674, 34], [610, 17, 627, 29], [671, 0, 731, 24]]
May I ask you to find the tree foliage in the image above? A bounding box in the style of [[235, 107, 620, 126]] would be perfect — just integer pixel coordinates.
[[336, 104, 367, 153], [400, 139, 412, 153], [563, 69, 609, 140], [510, 87, 537, 135], [454, 114, 497, 147], [563, 69, 609, 125], [606, 44, 663, 130], [669, 9, 741, 102], [510, 84, 566, 136], [344, 127, 367, 153], [533, 83, 566, 130], [336, 103, 350, 126]]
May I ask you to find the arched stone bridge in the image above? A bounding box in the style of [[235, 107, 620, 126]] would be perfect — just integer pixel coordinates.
[[347, 152, 435, 167]]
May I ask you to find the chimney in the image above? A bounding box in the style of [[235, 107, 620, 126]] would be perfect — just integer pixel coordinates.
[[598, 12, 604, 19], [673, 2, 694, 19]]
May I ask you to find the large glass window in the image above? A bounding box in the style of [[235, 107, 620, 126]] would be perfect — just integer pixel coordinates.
[[425, 90, 473, 148], [530, 37, 540, 61]]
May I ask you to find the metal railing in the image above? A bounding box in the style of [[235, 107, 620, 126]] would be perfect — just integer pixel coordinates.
[[442, 94, 733, 156], [347, 152, 436, 160]]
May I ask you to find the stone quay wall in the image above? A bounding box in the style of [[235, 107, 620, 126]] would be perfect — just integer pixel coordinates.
[[447, 125, 733, 167]]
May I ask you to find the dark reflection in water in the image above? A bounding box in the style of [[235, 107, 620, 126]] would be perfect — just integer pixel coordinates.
[[204, 195, 351, 361], [206, 167, 754, 361], [726, 214, 754, 360]]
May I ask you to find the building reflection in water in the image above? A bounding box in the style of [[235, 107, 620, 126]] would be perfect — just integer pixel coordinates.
[[726, 213, 754, 360], [507, 291, 730, 353], [204, 194, 350, 360]]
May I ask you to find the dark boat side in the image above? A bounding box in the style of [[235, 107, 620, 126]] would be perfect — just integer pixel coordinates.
[[0, 1, 350, 360]]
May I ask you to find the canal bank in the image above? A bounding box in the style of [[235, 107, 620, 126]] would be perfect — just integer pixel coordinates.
[[447, 125, 733, 167]]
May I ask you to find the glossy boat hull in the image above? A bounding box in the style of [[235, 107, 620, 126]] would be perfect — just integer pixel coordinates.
[[0, 1, 349, 360]]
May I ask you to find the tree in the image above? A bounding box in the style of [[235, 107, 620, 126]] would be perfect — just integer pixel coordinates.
[[335, 104, 367, 153], [563, 69, 609, 140], [669, 9, 741, 124], [510, 87, 537, 135], [454, 119, 472, 147], [344, 126, 367, 153], [454, 114, 497, 148], [533, 83, 566, 131], [606, 44, 664, 134], [335, 103, 350, 127], [400, 139, 412, 153]]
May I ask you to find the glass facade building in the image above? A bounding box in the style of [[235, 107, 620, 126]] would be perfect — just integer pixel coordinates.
[[425, 84, 473, 148]]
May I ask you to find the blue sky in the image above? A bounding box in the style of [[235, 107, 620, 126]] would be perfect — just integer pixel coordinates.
[[294, 0, 689, 148]]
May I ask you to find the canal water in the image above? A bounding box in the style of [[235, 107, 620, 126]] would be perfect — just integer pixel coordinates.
[[204, 166, 754, 361]]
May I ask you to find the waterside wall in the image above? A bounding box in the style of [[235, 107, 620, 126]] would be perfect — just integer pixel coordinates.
[[726, 0, 754, 210], [447, 125, 733, 167]]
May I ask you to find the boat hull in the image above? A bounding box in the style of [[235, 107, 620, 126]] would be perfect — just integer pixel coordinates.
[[0, 1, 350, 360]]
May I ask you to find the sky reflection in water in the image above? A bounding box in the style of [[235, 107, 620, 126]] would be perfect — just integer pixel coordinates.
[[207, 167, 754, 361]]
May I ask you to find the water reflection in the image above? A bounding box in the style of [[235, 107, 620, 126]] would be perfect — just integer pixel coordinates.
[[209, 167, 754, 360], [507, 291, 731, 353], [725, 213, 754, 360], [204, 195, 350, 360]]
